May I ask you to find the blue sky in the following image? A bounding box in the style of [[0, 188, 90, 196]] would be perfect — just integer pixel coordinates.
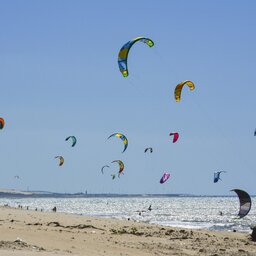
[[0, 0, 255, 195]]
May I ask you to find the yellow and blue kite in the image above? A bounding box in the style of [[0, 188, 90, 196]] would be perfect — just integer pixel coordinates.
[[108, 133, 128, 153], [118, 37, 154, 77]]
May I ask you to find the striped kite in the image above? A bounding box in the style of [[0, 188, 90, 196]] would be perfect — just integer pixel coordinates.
[[108, 133, 128, 153], [118, 37, 154, 77], [112, 160, 124, 177]]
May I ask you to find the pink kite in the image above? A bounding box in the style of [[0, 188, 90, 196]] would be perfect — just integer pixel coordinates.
[[169, 132, 179, 143], [160, 172, 170, 184]]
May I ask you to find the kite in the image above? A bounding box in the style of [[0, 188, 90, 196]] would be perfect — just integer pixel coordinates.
[[144, 147, 153, 153], [213, 171, 226, 183], [169, 132, 179, 143], [65, 136, 77, 147], [108, 133, 128, 153], [160, 172, 170, 184], [254, 129, 256, 136], [55, 156, 64, 166], [101, 165, 110, 174], [0, 117, 5, 129], [174, 80, 195, 102], [231, 189, 252, 218], [118, 37, 154, 77], [112, 160, 124, 177]]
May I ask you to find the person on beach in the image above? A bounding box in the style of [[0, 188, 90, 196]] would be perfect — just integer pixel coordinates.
[[52, 206, 57, 212]]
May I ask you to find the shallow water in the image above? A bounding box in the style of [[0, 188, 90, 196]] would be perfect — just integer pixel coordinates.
[[1, 196, 255, 232]]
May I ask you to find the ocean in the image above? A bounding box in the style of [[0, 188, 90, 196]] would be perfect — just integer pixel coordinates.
[[1, 196, 255, 232]]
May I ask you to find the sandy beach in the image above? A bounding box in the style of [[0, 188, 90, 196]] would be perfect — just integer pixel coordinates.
[[0, 206, 256, 255]]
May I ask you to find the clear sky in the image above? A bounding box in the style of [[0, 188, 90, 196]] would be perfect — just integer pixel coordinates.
[[0, 0, 255, 195]]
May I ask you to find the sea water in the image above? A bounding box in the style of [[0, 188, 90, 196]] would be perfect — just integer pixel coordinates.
[[1, 196, 255, 232]]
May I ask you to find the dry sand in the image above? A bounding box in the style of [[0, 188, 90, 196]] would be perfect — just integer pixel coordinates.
[[0, 205, 256, 256]]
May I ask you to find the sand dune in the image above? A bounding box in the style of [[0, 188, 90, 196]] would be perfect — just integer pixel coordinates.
[[0, 205, 256, 255]]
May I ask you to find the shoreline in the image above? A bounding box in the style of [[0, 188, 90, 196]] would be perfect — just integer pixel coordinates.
[[0, 188, 251, 198], [0, 205, 256, 255]]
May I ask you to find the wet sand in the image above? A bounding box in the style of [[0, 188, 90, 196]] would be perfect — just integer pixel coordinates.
[[0, 205, 256, 255]]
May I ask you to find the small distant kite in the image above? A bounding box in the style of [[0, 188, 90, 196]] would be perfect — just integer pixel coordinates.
[[174, 80, 195, 102], [169, 132, 179, 143], [112, 160, 124, 177], [213, 171, 226, 183], [0, 117, 5, 129], [65, 136, 77, 147], [101, 165, 110, 174], [118, 37, 154, 77], [14, 175, 20, 179], [254, 129, 256, 136], [144, 147, 153, 153], [231, 189, 252, 218], [160, 172, 170, 184], [55, 156, 64, 166], [108, 133, 128, 153]]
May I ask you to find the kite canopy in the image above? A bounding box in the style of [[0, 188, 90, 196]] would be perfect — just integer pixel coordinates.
[[144, 147, 153, 153], [108, 133, 128, 153], [118, 37, 154, 77], [231, 189, 252, 218], [169, 132, 179, 143], [112, 160, 124, 177], [101, 165, 110, 174], [160, 172, 170, 184], [0, 117, 5, 129], [55, 156, 64, 166], [213, 171, 226, 183], [65, 136, 77, 147], [174, 80, 195, 102]]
